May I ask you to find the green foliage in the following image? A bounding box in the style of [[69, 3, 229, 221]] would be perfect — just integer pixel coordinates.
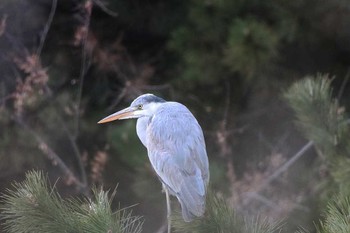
[[284, 74, 350, 158], [168, 0, 300, 87], [172, 190, 282, 233], [1, 0, 350, 232], [330, 157, 350, 197], [284, 75, 350, 195], [1, 170, 143, 233], [169, 24, 226, 85], [223, 18, 279, 77], [76, 189, 143, 233], [285, 75, 350, 233], [315, 195, 350, 233]]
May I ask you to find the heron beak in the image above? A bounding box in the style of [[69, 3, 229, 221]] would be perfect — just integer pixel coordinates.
[[98, 107, 135, 124]]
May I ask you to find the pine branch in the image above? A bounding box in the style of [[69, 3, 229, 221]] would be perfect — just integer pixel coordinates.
[[314, 195, 350, 233], [284, 74, 350, 159], [12, 84, 89, 194], [14, 117, 86, 192], [1, 171, 75, 233], [1, 170, 143, 233], [285, 74, 350, 233], [172, 190, 282, 233], [284, 74, 350, 196]]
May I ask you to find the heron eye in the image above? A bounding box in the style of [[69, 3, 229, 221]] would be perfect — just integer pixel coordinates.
[[137, 104, 143, 110]]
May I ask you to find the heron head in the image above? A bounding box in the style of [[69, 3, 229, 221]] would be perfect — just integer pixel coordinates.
[[98, 94, 166, 124]]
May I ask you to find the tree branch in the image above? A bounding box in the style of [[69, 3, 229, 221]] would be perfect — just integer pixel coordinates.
[[13, 116, 87, 193], [242, 141, 314, 207], [55, 110, 88, 188], [92, 0, 118, 17], [74, 0, 93, 139], [36, 0, 57, 56]]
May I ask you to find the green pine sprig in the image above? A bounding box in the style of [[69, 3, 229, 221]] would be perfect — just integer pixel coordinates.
[[315, 195, 350, 233], [284, 74, 349, 158], [172, 190, 282, 233], [284, 74, 350, 233], [1, 170, 143, 233]]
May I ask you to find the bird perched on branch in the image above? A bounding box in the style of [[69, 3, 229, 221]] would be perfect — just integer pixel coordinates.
[[98, 93, 209, 232]]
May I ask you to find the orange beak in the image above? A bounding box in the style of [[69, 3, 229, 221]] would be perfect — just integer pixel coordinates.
[[97, 107, 135, 124]]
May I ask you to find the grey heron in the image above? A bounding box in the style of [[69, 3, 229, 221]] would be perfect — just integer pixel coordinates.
[[98, 93, 209, 232]]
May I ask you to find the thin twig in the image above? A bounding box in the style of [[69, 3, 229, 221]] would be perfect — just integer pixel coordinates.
[[92, 0, 118, 17], [55, 108, 88, 188], [107, 87, 127, 111], [219, 81, 238, 201], [0, 14, 7, 37], [255, 141, 314, 193], [14, 116, 86, 192], [74, 1, 93, 139], [337, 67, 350, 100], [36, 0, 57, 56], [239, 141, 314, 212], [222, 80, 231, 129], [258, 131, 290, 153], [245, 192, 282, 211]]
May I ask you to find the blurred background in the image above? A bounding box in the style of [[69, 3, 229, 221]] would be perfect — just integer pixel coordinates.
[[0, 0, 350, 232]]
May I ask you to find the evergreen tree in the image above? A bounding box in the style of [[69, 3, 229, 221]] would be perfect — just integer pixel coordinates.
[[1, 171, 284, 233], [284, 74, 350, 196], [1, 171, 143, 233], [172, 190, 282, 233], [315, 195, 350, 233], [285, 75, 350, 233]]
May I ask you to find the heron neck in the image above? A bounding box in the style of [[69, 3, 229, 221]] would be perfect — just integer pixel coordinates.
[[136, 116, 150, 147]]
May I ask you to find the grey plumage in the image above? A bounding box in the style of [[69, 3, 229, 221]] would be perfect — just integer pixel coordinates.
[[143, 101, 209, 221], [98, 93, 209, 223]]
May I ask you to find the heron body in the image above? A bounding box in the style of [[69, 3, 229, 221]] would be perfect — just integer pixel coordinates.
[[98, 94, 209, 223]]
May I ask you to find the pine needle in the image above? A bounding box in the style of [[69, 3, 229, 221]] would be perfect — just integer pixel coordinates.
[[284, 74, 350, 158], [315, 195, 350, 233], [284, 74, 350, 233], [172, 189, 282, 233], [1, 170, 143, 233]]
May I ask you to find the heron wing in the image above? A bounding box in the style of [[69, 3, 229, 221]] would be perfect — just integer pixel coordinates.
[[146, 102, 209, 221]]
